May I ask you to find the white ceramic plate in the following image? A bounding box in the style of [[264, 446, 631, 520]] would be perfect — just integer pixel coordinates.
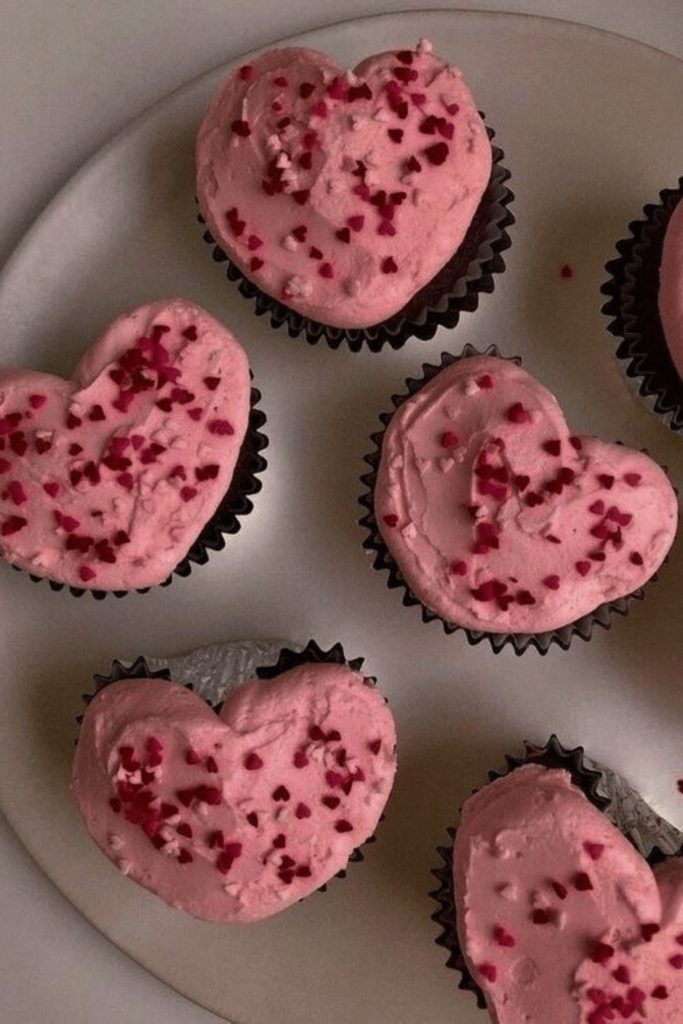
[[1, 10, 683, 1024]]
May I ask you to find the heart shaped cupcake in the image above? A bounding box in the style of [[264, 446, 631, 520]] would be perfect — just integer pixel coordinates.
[[72, 657, 397, 922], [196, 40, 496, 335], [451, 763, 683, 1023], [0, 298, 255, 592], [368, 353, 678, 639]]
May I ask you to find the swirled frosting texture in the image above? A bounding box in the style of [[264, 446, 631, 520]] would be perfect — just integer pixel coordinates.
[[454, 765, 683, 1023], [374, 356, 677, 633], [72, 664, 397, 922], [196, 41, 492, 328], [659, 198, 683, 378], [0, 298, 251, 590]]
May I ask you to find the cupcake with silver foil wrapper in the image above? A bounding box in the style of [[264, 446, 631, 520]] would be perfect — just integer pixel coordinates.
[[431, 735, 683, 1021], [72, 638, 397, 922]]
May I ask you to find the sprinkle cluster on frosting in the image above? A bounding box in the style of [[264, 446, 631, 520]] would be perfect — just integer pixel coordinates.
[[575, 895, 683, 1024], [72, 664, 397, 922], [0, 298, 251, 590], [454, 766, 683, 1024], [374, 356, 677, 633], [196, 41, 492, 328]]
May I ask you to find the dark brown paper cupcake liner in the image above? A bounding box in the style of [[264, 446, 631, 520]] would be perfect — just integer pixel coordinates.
[[79, 638, 390, 885], [429, 735, 683, 1009], [601, 178, 683, 431], [20, 383, 268, 600], [358, 346, 643, 655], [198, 124, 514, 353]]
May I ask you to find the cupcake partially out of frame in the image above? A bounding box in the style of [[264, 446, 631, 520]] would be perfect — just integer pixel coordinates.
[[195, 39, 514, 352], [431, 735, 683, 1023], [71, 639, 398, 923], [0, 298, 267, 598], [602, 177, 683, 431], [359, 347, 677, 654]]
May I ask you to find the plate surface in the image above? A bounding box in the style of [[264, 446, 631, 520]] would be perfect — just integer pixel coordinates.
[[1, 10, 683, 1024]]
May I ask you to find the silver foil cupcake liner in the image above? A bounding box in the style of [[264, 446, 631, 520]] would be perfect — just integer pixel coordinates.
[[198, 125, 514, 353], [21, 383, 268, 600], [358, 345, 642, 655], [601, 178, 683, 431], [429, 734, 683, 1009]]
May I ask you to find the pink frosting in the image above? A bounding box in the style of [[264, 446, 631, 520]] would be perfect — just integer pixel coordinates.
[[453, 765, 683, 1023], [658, 198, 683, 378], [374, 355, 677, 633], [71, 662, 397, 922], [576, 857, 683, 1022], [196, 40, 492, 328], [0, 298, 251, 590]]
